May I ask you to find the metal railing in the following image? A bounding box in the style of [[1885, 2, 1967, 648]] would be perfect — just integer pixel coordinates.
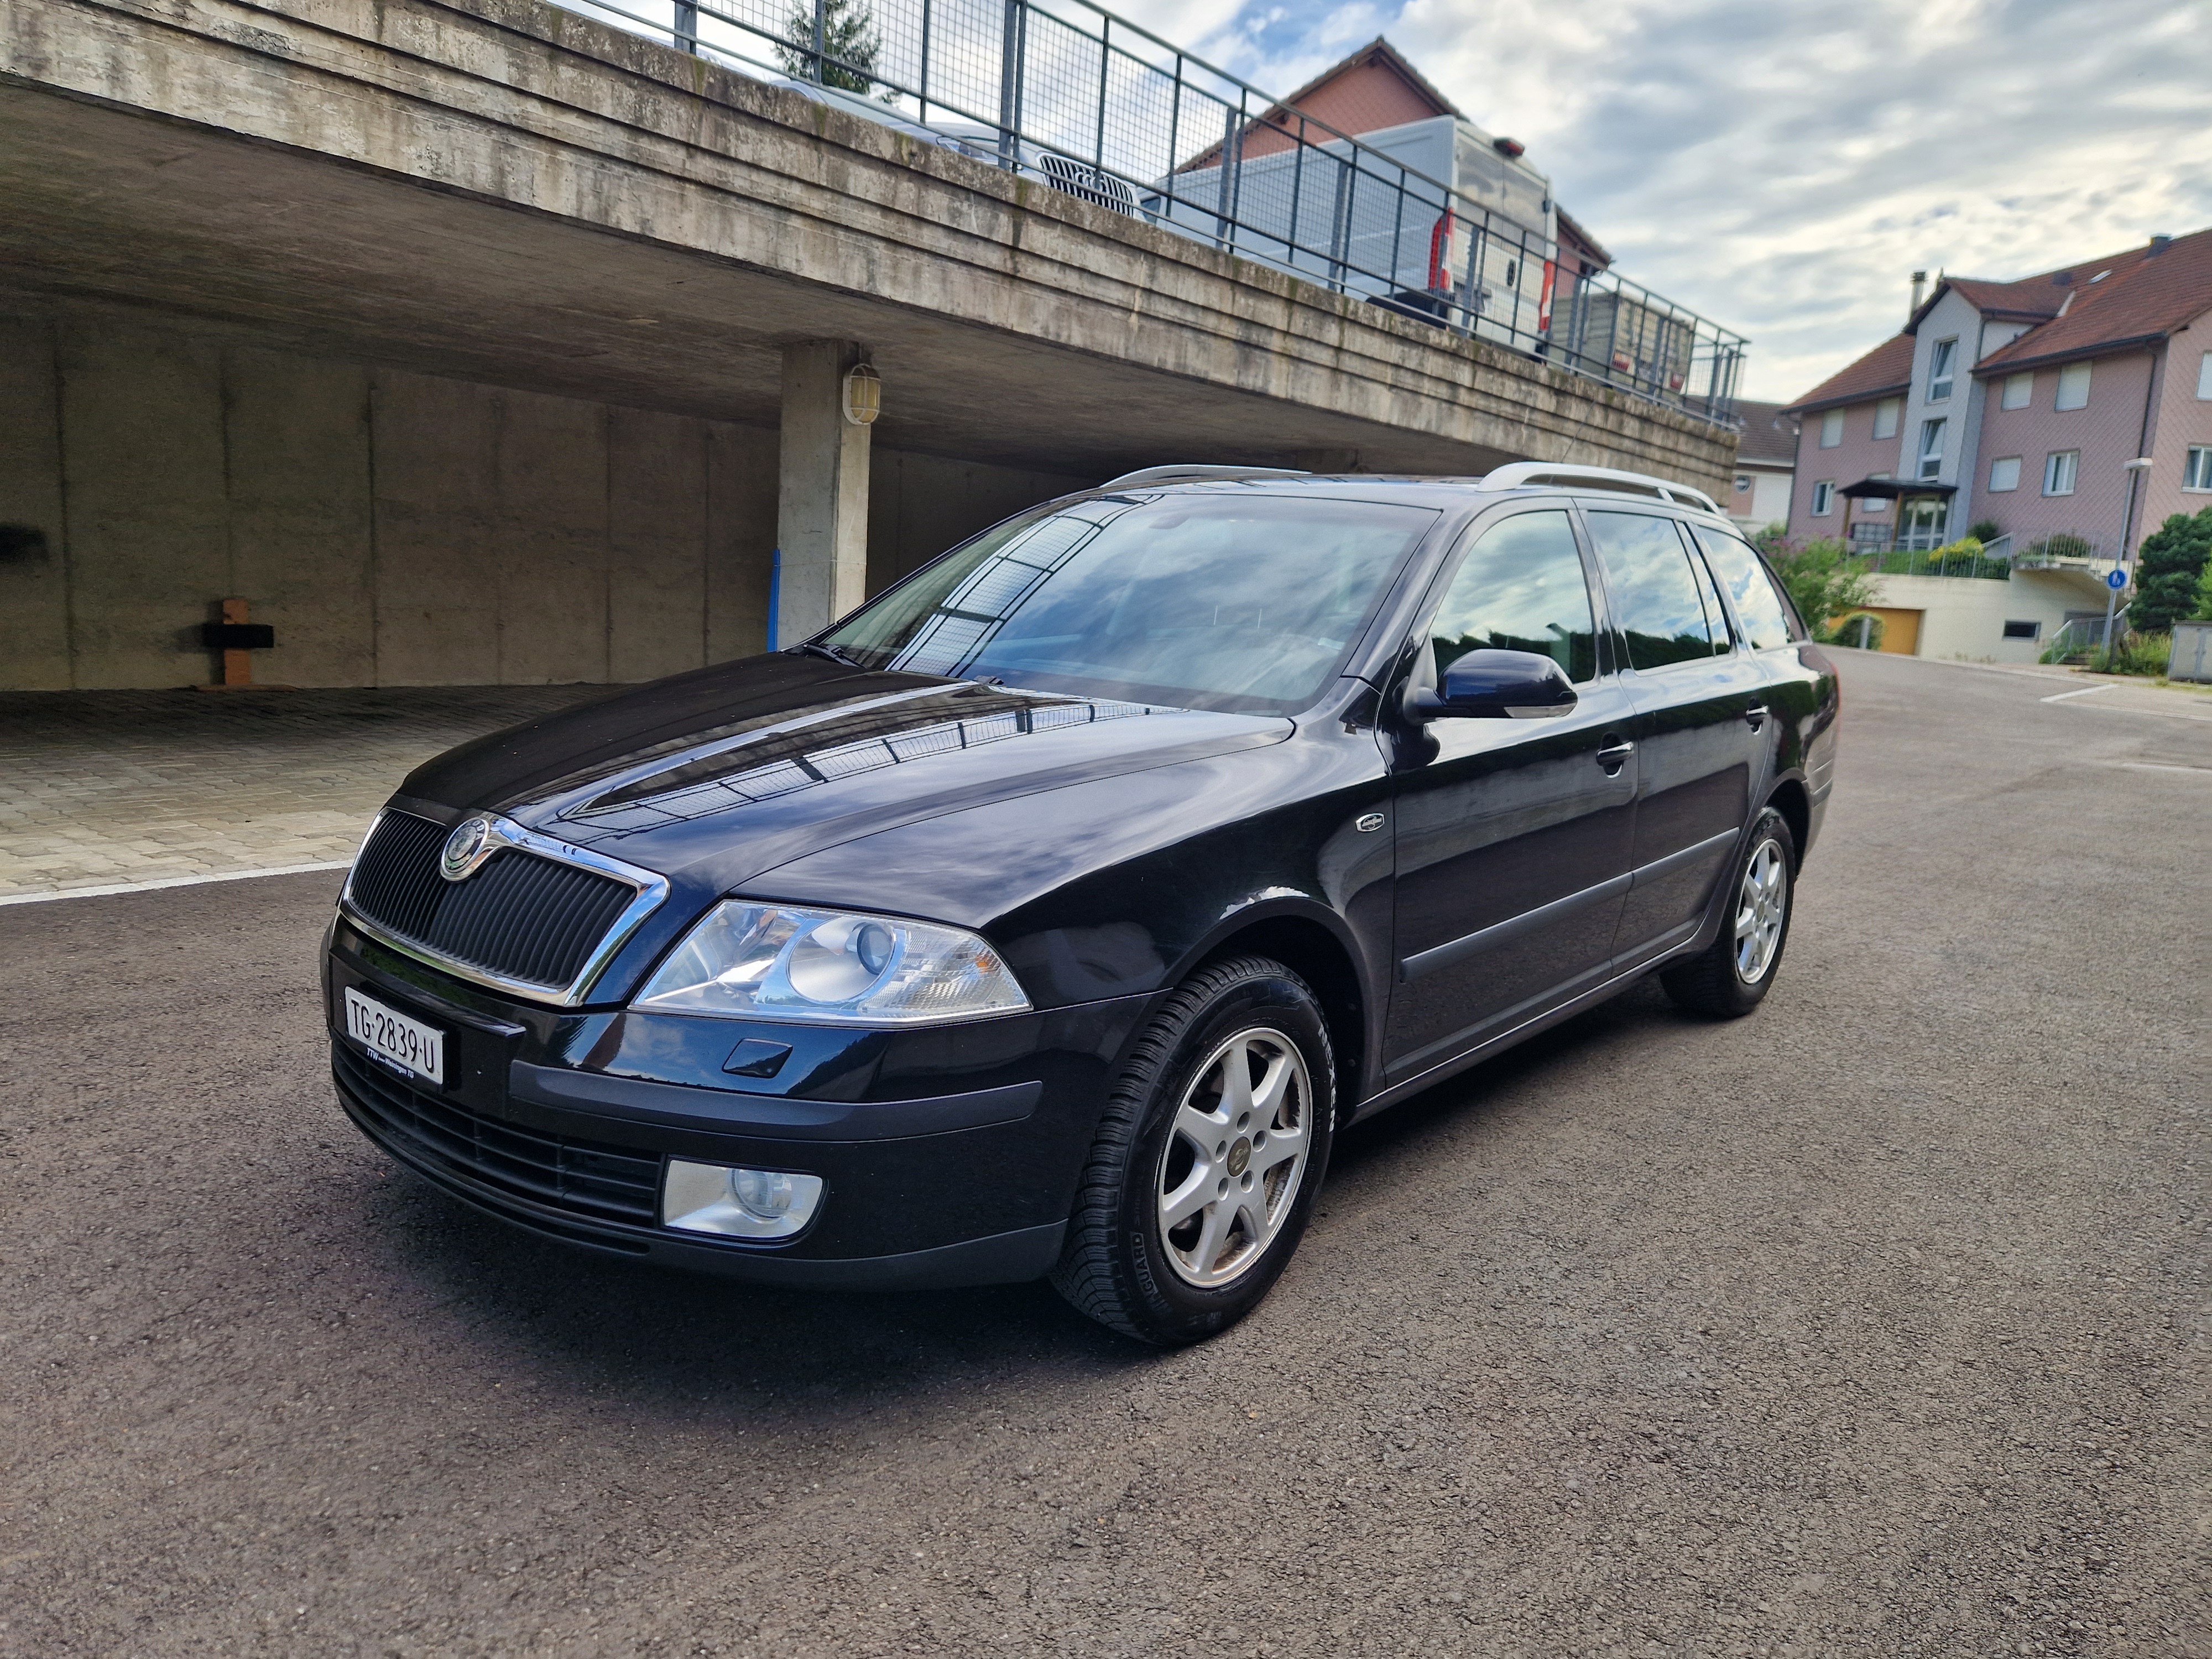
[[2013, 532, 2105, 567], [1849, 545, 2012, 580], [2041, 615, 2125, 660], [566, 0, 1749, 424]]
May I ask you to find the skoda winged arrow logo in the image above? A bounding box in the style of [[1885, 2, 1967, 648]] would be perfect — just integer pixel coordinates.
[[439, 815, 497, 882]]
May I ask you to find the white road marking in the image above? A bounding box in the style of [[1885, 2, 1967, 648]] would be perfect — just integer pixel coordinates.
[[2041, 684, 2117, 703], [0, 860, 352, 907], [2119, 760, 2212, 776]]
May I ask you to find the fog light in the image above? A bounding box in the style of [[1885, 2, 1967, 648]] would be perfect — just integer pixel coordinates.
[[662, 1159, 825, 1240]]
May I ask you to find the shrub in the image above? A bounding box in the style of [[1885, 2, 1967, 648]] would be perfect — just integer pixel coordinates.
[[1968, 519, 2002, 544], [2129, 508, 2212, 632], [2087, 633, 2172, 677], [2193, 556, 2212, 623], [1832, 612, 1886, 650], [1760, 535, 1881, 641]]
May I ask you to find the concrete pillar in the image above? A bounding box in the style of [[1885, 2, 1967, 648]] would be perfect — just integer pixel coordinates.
[[776, 340, 872, 640]]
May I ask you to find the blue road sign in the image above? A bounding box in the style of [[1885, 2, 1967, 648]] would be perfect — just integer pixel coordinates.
[[2107, 567, 2128, 591]]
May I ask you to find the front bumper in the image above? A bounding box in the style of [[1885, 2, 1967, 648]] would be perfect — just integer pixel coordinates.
[[326, 917, 1154, 1288]]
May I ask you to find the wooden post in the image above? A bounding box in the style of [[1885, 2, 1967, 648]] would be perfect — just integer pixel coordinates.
[[196, 598, 291, 691], [219, 597, 254, 688]]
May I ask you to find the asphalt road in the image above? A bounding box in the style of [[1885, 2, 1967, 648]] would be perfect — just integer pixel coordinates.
[[4, 651, 2206, 1659]]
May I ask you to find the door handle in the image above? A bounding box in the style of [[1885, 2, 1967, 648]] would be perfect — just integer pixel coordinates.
[[1595, 740, 1635, 774], [1744, 703, 1769, 730]]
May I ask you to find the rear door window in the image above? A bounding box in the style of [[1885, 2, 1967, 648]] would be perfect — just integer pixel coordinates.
[[1425, 510, 1598, 684], [1584, 511, 1721, 671], [1689, 525, 1797, 650]]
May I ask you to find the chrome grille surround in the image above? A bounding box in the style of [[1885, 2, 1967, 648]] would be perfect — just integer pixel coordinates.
[[340, 809, 670, 1006]]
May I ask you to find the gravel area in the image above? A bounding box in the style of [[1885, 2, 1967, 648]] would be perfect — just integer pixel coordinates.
[[1, 650, 2205, 1658]]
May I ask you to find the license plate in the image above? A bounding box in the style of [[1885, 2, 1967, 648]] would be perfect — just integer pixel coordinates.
[[343, 987, 445, 1086]]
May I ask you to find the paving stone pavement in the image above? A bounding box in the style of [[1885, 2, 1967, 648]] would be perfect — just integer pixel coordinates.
[[0, 686, 609, 899]]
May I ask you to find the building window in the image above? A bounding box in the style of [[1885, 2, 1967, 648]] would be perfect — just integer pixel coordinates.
[[2002, 620, 2041, 640], [2185, 446, 2212, 492], [2001, 372, 2033, 410], [1928, 338, 1957, 401], [1735, 474, 1753, 494], [1811, 480, 1835, 517], [2198, 351, 2212, 400], [2043, 450, 2079, 496], [1918, 419, 1947, 481], [2055, 362, 2092, 410], [1873, 397, 1901, 439], [1989, 456, 2022, 492], [1819, 410, 1843, 448]]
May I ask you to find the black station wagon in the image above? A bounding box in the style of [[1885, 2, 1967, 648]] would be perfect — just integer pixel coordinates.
[[327, 462, 1839, 1344]]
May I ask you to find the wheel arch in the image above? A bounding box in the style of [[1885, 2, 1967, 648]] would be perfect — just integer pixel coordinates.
[[1765, 775, 1811, 868], [1181, 907, 1370, 1123]]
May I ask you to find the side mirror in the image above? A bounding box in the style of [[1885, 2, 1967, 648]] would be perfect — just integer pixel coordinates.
[[1408, 649, 1579, 721]]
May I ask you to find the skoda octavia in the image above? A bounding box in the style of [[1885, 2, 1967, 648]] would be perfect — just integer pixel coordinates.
[[327, 463, 1838, 1344]]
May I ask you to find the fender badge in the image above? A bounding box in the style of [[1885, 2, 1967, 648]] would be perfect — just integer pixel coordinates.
[[440, 814, 497, 881], [1355, 812, 1386, 833]]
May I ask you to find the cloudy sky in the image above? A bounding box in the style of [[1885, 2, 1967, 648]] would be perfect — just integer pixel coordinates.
[[1118, 0, 2212, 401]]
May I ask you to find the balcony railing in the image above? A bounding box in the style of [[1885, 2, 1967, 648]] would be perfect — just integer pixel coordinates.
[[568, 0, 1749, 424], [2012, 532, 2105, 568], [1850, 546, 2013, 581]]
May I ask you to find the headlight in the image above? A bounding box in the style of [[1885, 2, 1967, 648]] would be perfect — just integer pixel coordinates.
[[633, 902, 1030, 1024]]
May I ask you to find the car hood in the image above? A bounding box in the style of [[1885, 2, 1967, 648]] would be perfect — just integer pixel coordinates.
[[395, 654, 1292, 896]]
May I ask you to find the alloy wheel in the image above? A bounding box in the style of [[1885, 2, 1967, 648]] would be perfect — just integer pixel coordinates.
[[1155, 1027, 1313, 1288], [1734, 838, 1788, 984]]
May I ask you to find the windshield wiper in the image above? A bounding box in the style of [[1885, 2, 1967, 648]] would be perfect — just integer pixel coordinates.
[[789, 641, 865, 668]]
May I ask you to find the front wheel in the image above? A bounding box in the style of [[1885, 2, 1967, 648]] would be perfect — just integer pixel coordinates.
[[1050, 956, 1335, 1345], [1659, 806, 1797, 1018]]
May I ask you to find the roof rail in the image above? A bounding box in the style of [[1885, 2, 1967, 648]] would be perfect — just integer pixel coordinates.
[[1479, 462, 1724, 517], [1099, 465, 1311, 490]]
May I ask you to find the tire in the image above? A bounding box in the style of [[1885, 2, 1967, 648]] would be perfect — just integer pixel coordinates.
[[1050, 956, 1335, 1346], [1660, 806, 1797, 1019]]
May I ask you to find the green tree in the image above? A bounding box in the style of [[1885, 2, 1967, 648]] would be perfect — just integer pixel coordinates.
[[2127, 507, 2212, 632], [2192, 553, 2212, 622], [1757, 534, 1882, 641], [776, 0, 881, 95]]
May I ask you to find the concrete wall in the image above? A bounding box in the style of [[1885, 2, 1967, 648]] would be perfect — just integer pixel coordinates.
[[0, 0, 1738, 492], [1860, 570, 2110, 664], [0, 305, 1092, 689]]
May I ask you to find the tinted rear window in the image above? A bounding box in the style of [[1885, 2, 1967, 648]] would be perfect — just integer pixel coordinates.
[[1585, 512, 1721, 671], [1691, 525, 1797, 650]]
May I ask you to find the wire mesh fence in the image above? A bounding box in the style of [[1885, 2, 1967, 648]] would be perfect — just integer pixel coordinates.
[[570, 0, 1749, 424]]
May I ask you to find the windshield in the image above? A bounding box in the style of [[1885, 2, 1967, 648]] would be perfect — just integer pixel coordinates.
[[822, 492, 1438, 714]]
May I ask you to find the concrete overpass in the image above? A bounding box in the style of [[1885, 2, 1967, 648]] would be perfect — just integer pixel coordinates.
[[0, 0, 1741, 688]]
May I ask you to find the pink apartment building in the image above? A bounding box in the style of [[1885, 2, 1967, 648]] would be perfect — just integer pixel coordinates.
[[1777, 230, 2212, 660]]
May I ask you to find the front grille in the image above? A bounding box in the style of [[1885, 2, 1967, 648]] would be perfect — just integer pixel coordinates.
[[334, 1042, 662, 1227], [346, 811, 637, 991]]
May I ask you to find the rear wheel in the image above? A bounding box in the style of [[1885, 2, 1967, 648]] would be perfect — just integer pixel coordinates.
[[1050, 956, 1334, 1345], [1659, 806, 1797, 1018]]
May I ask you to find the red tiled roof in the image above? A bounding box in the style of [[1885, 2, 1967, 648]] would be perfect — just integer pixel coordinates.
[[1975, 228, 2212, 372], [1729, 400, 1797, 466], [1937, 277, 2065, 323], [1780, 333, 1914, 416]]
